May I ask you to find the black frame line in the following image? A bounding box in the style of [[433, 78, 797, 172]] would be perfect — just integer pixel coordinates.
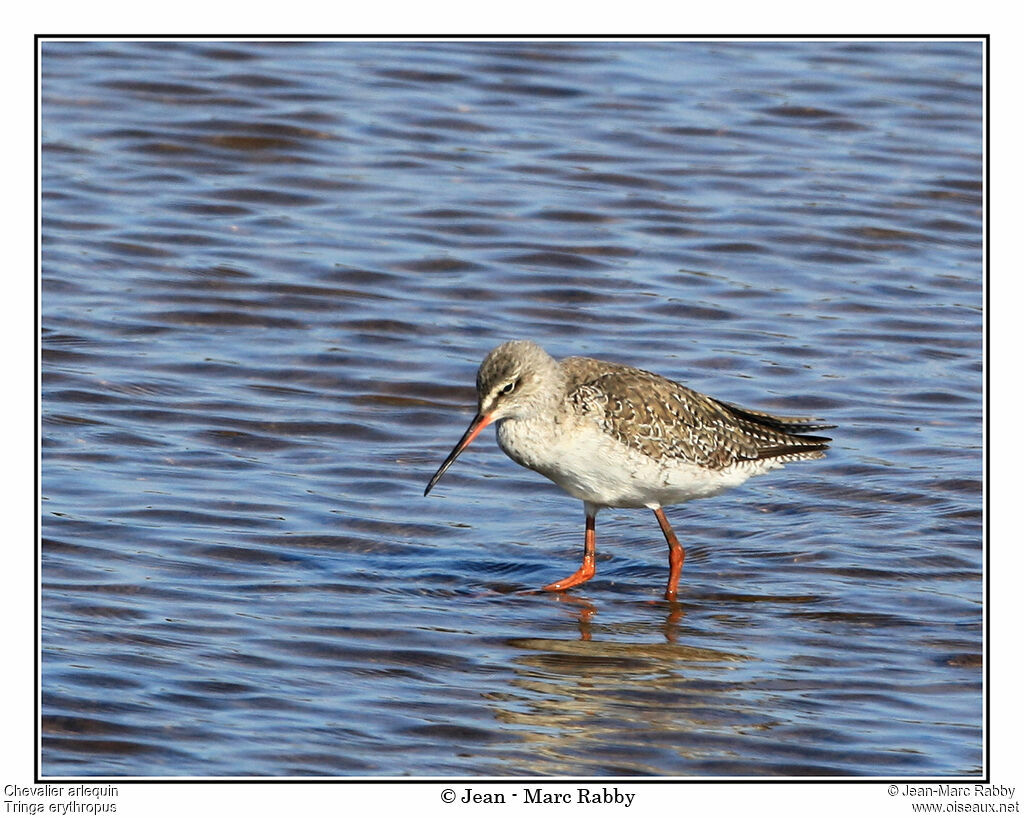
[[34, 32, 991, 786]]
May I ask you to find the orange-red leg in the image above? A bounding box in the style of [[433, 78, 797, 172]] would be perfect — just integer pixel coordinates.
[[543, 510, 597, 592], [653, 507, 686, 600]]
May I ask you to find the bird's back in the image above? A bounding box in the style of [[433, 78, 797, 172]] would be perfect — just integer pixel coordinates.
[[560, 356, 832, 471]]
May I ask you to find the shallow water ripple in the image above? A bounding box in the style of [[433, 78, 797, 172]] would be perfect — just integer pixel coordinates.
[[41, 40, 982, 777]]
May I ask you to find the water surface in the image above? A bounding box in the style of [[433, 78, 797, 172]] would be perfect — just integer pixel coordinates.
[[41, 39, 983, 777]]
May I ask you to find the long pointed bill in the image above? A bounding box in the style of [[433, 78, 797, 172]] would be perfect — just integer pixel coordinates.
[[424, 413, 494, 496]]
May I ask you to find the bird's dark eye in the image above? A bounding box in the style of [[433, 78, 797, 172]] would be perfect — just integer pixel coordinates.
[[500, 380, 517, 395]]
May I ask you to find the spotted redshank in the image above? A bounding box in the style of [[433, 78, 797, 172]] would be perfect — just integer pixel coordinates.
[[424, 340, 833, 599]]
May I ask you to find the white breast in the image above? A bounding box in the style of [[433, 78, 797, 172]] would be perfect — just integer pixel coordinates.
[[495, 414, 775, 510]]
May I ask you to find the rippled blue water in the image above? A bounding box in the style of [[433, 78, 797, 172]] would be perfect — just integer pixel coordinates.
[[41, 39, 983, 777]]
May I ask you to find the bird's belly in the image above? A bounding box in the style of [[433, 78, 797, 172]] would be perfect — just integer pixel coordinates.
[[497, 419, 768, 509]]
